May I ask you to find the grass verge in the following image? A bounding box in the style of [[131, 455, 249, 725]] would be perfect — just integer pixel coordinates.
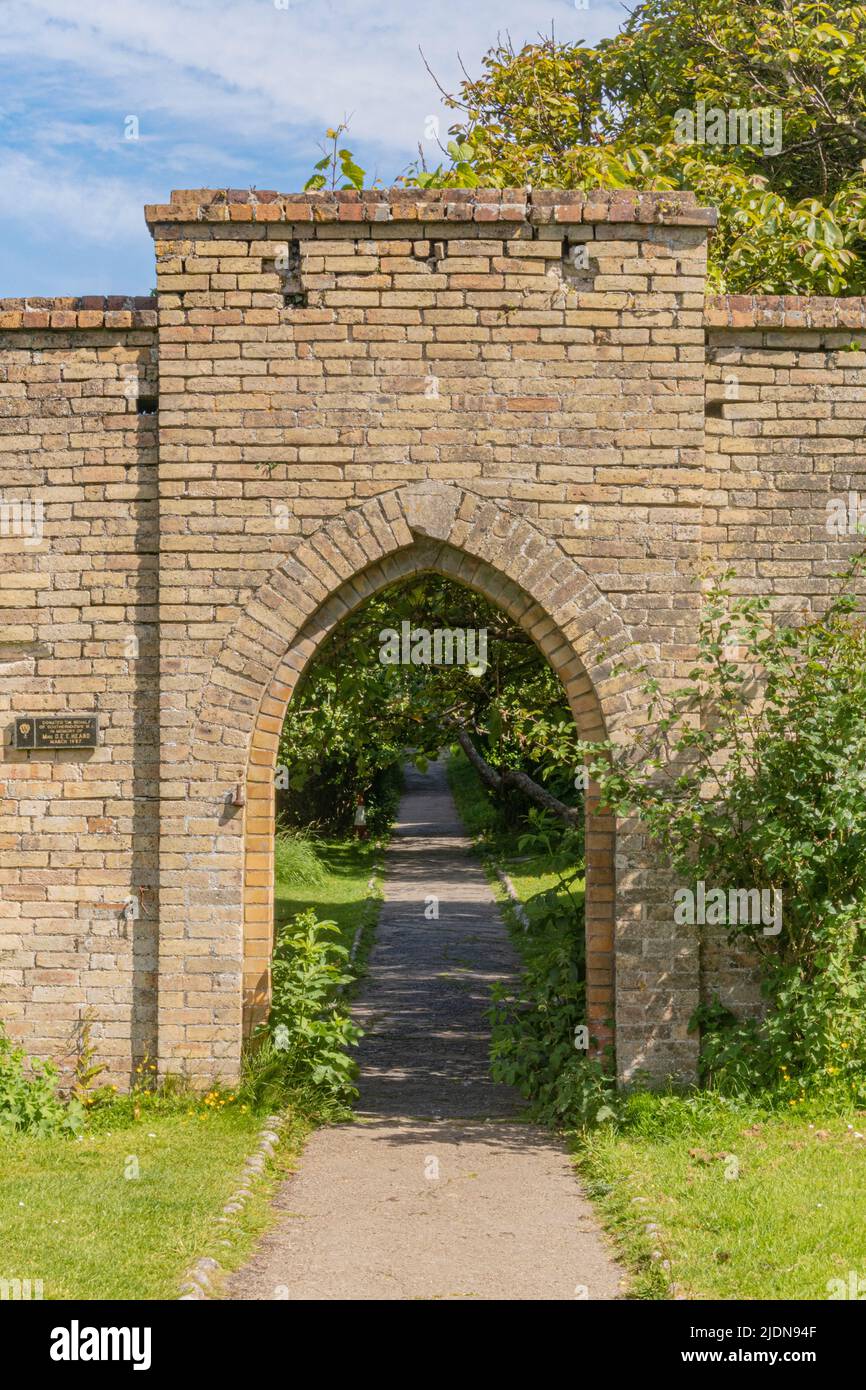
[[575, 1095, 866, 1300], [275, 833, 384, 970], [0, 1103, 310, 1300]]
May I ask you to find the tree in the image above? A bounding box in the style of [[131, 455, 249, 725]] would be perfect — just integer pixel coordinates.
[[405, 2, 866, 294], [277, 575, 584, 833]]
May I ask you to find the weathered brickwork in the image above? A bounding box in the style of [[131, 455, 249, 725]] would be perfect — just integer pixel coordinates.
[[1, 191, 863, 1089], [0, 302, 159, 1074], [702, 294, 866, 1020]]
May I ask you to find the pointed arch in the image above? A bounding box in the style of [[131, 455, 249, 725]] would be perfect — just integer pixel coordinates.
[[170, 483, 659, 1079]]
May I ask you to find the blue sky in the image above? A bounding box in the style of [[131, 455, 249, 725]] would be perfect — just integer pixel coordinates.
[[0, 0, 624, 295]]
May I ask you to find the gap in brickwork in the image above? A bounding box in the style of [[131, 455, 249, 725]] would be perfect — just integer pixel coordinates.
[[265, 241, 307, 307], [423, 240, 445, 273]]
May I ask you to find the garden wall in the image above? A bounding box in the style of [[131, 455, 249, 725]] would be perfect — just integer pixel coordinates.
[[0, 189, 863, 1087]]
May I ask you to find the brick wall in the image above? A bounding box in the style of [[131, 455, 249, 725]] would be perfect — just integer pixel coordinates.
[[702, 294, 866, 1020], [0, 301, 159, 1077], [0, 192, 863, 1088]]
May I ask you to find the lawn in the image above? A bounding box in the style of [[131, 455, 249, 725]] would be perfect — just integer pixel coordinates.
[[576, 1096, 866, 1300], [0, 1104, 308, 1300], [274, 834, 383, 957]]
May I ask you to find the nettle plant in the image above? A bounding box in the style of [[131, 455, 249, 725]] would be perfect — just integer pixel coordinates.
[[0, 1022, 85, 1138], [259, 910, 362, 1113], [580, 553, 866, 1099]]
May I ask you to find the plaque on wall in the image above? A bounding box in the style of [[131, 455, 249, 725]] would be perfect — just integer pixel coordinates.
[[14, 716, 99, 750]]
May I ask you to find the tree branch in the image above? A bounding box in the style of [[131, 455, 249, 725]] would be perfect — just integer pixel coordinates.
[[447, 723, 581, 825]]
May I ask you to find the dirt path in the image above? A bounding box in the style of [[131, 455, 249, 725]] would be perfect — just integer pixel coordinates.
[[225, 759, 624, 1301]]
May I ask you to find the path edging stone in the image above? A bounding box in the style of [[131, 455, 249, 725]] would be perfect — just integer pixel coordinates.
[[177, 1113, 284, 1300]]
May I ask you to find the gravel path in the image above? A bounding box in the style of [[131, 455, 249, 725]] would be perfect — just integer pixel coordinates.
[[225, 759, 624, 1301]]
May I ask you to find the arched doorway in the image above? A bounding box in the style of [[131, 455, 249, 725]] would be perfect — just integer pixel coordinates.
[[242, 542, 615, 1057], [167, 482, 688, 1087]]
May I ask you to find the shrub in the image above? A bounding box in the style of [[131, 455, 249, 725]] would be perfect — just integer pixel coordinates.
[[580, 553, 866, 1098], [0, 1023, 85, 1137], [251, 910, 363, 1113]]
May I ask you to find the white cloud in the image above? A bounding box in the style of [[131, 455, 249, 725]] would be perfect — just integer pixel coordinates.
[[1, 0, 624, 159], [0, 150, 149, 242]]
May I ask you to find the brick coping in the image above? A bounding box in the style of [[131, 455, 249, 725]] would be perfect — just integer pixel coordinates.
[[706, 294, 866, 330], [144, 186, 717, 227], [0, 296, 156, 330]]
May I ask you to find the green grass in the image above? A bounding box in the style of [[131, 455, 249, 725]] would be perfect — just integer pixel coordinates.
[[575, 1094, 866, 1300], [0, 1104, 309, 1300], [447, 746, 584, 934], [274, 834, 383, 955], [446, 747, 502, 840]]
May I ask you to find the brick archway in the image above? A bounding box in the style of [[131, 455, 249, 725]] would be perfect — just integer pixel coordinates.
[[174, 481, 660, 1084], [242, 535, 618, 1049]]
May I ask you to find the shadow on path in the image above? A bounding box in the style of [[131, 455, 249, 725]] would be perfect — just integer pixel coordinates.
[[225, 759, 624, 1300]]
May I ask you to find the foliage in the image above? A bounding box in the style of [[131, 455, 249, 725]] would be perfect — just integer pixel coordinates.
[[304, 122, 367, 192], [0, 1022, 85, 1138], [277, 574, 581, 834], [306, 4, 866, 293], [412, 5, 866, 292], [517, 807, 585, 898], [255, 909, 363, 1111], [483, 808, 609, 1124], [273, 829, 327, 887], [578, 552, 866, 1096]]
